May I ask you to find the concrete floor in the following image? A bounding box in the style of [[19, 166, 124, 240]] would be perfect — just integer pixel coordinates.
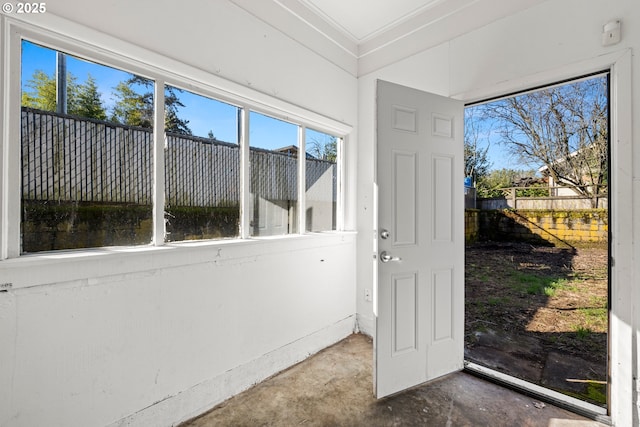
[[182, 334, 607, 427]]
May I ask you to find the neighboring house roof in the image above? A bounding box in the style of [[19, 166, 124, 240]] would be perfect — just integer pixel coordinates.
[[537, 143, 599, 176], [512, 176, 547, 187], [274, 145, 317, 159]]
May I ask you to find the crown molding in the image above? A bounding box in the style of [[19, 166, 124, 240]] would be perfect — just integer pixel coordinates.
[[229, 0, 358, 76], [358, 0, 546, 76], [229, 0, 547, 77]]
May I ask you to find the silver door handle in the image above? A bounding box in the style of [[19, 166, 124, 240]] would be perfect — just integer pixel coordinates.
[[380, 251, 401, 263]]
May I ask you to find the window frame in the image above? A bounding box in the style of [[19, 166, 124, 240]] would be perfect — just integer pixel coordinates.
[[1, 17, 351, 259]]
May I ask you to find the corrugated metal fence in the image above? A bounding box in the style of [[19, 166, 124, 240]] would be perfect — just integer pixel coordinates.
[[21, 107, 336, 207]]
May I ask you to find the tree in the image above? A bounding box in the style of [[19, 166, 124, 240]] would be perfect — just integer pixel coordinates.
[[464, 107, 491, 184], [481, 77, 608, 206], [164, 87, 192, 135], [22, 70, 107, 120], [74, 74, 107, 120], [476, 168, 540, 198], [22, 70, 80, 112], [307, 136, 337, 161], [22, 70, 58, 111], [111, 76, 192, 134], [110, 80, 153, 128]]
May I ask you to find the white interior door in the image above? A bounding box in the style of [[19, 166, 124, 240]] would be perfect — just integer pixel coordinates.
[[375, 80, 465, 398]]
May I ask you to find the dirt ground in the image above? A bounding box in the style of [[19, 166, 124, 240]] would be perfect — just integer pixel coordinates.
[[465, 241, 609, 405]]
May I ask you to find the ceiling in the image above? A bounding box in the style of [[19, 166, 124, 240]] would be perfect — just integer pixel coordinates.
[[231, 0, 546, 76], [300, 0, 445, 42]]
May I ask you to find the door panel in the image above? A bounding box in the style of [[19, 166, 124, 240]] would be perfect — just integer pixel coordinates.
[[392, 272, 418, 355], [392, 151, 417, 246], [433, 268, 453, 342], [433, 156, 453, 242], [375, 80, 464, 398]]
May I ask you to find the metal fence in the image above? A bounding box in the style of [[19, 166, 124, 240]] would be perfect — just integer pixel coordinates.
[[22, 107, 153, 204], [165, 133, 241, 207], [21, 107, 336, 207]]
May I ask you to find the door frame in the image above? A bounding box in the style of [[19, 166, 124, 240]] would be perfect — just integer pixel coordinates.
[[463, 70, 611, 421], [451, 48, 633, 426]]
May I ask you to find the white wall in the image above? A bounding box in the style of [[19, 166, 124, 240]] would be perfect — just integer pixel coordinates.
[[3, 0, 639, 425], [0, 1, 359, 426], [356, 1, 639, 425], [0, 236, 356, 426]]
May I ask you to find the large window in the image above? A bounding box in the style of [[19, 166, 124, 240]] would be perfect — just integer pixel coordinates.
[[163, 85, 240, 241], [305, 129, 338, 232], [249, 112, 299, 236], [15, 37, 345, 255], [20, 41, 154, 253]]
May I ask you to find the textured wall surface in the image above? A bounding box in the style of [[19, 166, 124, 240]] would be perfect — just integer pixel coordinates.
[[478, 209, 608, 244]]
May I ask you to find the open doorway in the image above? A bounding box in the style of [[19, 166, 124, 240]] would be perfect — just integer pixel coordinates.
[[462, 73, 610, 415]]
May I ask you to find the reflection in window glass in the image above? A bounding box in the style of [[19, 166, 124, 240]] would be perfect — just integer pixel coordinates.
[[164, 85, 240, 241], [249, 112, 299, 236], [20, 40, 153, 253], [305, 129, 337, 231]]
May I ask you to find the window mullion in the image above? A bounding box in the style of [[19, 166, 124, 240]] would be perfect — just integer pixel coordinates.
[[239, 107, 250, 239], [152, 80, 166, 245], [4, 30, 22, 258], [336, 136, 344, 231], [298, 126, 306, 233]]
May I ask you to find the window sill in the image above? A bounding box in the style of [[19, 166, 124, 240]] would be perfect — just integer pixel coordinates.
[[0, 231, 357, 291]]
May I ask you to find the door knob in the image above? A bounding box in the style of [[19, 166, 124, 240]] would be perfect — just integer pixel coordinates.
[[380, 251, 401, 263]]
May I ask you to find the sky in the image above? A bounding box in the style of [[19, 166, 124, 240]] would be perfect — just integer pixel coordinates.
[[464, 74, 609, 176], [24, 38, 509, 168], [464, 105, 529, 173], [21, 40, 318, 151], [25, 39, 599, 172]]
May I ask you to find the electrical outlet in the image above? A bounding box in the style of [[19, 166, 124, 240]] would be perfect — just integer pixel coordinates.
[[364, 289, 372, 302]]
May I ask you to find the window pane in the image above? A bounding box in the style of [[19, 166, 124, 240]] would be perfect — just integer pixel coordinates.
[[305, 129, 337, 231], [249, 112, 299, 236], [21, 41, 153, 253], [164, 86, 240, 241]]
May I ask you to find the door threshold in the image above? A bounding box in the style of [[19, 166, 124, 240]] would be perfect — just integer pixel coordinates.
[[463, 361, 611, 425]]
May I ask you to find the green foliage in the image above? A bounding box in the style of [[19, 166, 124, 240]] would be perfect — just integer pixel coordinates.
[[22, 70, 58, 111], [464, 107, 491, 183], [164, 86, 192, 135], [574, 326, 592, 340], [22, 65, 192, 135], [74, 75, 107, 120], [112, 76, 192, 135], [110, 81, 153, 128], [488, 296, 510, 305], [476, 168, 539, 198], [22, 70, 107, 120], [515, 185, 549, 197], [508, 271, 546, 294], [586, 382, 607, 405], [307, 135, 337, 161], [508, 272, 574, 296]]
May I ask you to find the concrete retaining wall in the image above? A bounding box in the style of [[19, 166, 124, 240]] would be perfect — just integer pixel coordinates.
[[465, 209, 479, 244], [473, 209, 608, 245]]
